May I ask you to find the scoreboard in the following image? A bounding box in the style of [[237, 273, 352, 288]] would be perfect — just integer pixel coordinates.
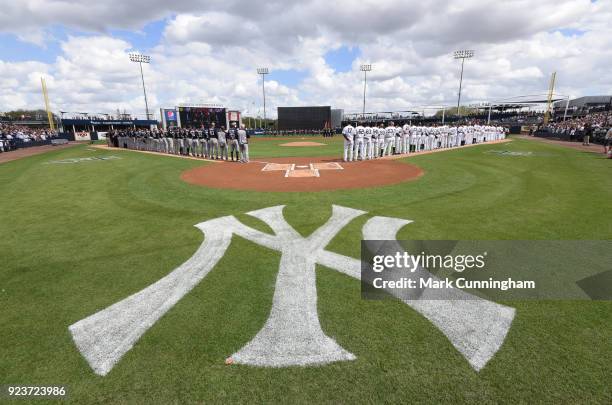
[[178, 106, 227, 129], [278, 106, 331, 130]]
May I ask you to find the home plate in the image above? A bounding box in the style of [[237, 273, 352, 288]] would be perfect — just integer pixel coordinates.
[[286, 169, 320, 178]]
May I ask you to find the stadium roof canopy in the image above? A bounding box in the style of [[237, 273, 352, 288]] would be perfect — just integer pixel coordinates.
[[474, 102, 552, 111], [553, 95, 612, 108], [485, 94, 567, 105]]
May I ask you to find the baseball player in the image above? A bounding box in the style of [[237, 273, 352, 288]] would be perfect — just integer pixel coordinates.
[[167, 130, 174, 153], [384, 122, 396, 156], [394, 124, 402, 154], [410, 126, 418, 152], [227, 123, 240, 161], [364, 124, 373, 160], [401, 123, 410, 154], [218, 126, 228, 160], [177, 130, 185, 155], [354, 123, 365, 160], [377, 125, 385, 157], [371, 125, 380, 159], [342, 122, 355, 162], [207, 122, 219, 159], [428, 130, 435, 151], [238, 125, 249, 163], [190, 129, 199, 157]]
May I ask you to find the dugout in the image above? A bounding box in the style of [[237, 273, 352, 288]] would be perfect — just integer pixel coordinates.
[[60, 118, 158, 139]]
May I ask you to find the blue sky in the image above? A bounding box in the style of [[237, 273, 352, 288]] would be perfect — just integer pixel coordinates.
[[1, 19, 167, 64], [1, 31, 63, 63], [324, 46, 360, 73], [267, 69, 309, 87], [110, 19, 167, 53], [556, 28, 586, 37]]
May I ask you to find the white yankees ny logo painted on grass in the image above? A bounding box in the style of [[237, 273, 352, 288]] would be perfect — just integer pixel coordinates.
[[69, 205, 515, 376]]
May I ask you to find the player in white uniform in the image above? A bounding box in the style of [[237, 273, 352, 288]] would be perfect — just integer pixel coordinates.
[[342, 123, 355, 162], [427, 131, 435, 151], [401, 124, 410, 154], [354, 124, 366, 160], [379, 124, 386, 157], [392, 125, 401, 154], [371, 126, 379, 159], [364, 125, 373, 160], [409, 126, 417, 153], [384, 122, 396, 156]]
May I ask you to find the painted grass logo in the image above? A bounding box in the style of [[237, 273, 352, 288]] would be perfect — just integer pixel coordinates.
[[47, 156, 121, 164], [69, 205, 515, 376], [486, 150, 534, 156]]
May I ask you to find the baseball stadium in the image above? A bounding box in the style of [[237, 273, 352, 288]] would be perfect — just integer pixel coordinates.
[[1, 1, 611, 404]]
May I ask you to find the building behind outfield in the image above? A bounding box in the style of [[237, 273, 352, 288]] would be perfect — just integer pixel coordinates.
[[278, 106, 331, 130]]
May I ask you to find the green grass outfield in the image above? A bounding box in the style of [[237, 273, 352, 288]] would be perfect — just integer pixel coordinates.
[[0, 136, 610, 403]]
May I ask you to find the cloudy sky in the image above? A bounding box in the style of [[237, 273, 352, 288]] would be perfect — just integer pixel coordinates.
[[0, 0, 610, 118]]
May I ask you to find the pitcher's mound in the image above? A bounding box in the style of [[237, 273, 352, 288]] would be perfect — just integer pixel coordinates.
[[280, 142, 326, 147], [181, 157, 423, 192]]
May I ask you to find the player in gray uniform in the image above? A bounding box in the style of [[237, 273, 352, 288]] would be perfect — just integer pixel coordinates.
[[177, 130, 185, 155], [238, 125, 249, 163], [189, 129, 199, 157], [166, 130, 175, 154], [227, 123, 240, 161], [192, 128, 200, 157], [208, 123, 219, 159], [199, 126, 207, 158], [217, 126, 228, 160]]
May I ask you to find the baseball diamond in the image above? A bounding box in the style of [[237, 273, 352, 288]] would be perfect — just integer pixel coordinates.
[[2, 133, 610, 404], [2, 3, 612, 403]]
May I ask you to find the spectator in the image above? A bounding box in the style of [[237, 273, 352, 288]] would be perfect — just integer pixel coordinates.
[[0, 123, 57, 153]]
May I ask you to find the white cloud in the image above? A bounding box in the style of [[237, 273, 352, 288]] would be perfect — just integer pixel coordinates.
[[0, 0, 611, 117]]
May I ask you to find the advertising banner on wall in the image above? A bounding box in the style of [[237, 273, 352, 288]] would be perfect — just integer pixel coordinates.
[[227, 110, 241, 128], [161, 108, 178, 130], [74, 131, 91, 141]]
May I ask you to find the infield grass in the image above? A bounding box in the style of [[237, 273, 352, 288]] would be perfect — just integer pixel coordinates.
[[0, 136, 610, 403]]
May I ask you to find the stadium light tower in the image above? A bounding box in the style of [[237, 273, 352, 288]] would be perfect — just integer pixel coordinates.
[[129, 53, 151, 120], [257, 67, 269, 131], [360, 64, 372, 115], [453, 50, 474, 117]]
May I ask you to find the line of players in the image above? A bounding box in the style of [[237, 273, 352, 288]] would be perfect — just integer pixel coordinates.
[[341, 122, 507, 161], [113, 122, 250, 163]]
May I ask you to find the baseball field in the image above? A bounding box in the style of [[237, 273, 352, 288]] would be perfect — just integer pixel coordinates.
[[1, 136, 610, 403]]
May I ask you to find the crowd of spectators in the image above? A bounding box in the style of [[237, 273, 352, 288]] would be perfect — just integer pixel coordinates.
[[0, 123, 58, 153], [538, 112, 612, 145], [533, 111, 612, 157]]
